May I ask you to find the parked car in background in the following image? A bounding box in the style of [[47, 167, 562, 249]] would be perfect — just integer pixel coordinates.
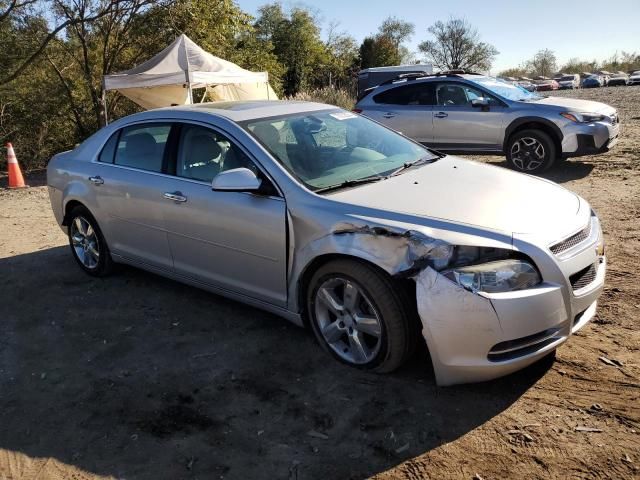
[[582, 75, 603, 88], [46, 100, 607, 386], [534, 78, 560, 91], [354, 72, 620, 173], [596, 71, 611, 86], [628, 70, 640, 85], [517, 80, 536, 92], [608, 73, 629, 86], [558, 74, 580, 89]]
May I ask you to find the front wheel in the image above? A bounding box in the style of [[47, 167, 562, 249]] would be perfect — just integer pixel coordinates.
[[506, 129, 556, 174], [67, 205, 113, 277], [307, 259, 416, 373]]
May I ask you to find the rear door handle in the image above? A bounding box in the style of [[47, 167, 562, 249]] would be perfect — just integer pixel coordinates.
[[382, 112, 396, 119], [88, 176, 104, 185], [163, 191, 187, 203], [434, 112, 448, 118]]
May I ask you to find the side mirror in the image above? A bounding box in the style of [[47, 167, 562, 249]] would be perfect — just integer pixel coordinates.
[[472, 97, 490, 111], [211, 167, 262, 192]]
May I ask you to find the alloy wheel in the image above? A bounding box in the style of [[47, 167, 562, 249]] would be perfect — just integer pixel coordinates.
[[70, 216, 100, 269], [511, 137, 546, 171], [314, 277, 383, 365]]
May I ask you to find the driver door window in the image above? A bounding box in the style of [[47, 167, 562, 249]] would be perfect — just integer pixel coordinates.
[[436, 83, 499, 107], [176, 124, 256, 183]]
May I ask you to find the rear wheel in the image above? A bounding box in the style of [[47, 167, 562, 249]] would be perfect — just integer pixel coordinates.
[[506, 129, 556, 174], [307, 259, 415, 373], [67, 205, 113, 277]]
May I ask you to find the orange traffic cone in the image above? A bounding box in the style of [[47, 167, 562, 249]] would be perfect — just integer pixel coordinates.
[[6, 142, 27, 189]]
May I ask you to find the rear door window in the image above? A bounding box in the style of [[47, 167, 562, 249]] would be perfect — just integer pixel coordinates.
[[373, 83, 435, 106], [114, 124, 171, 173]]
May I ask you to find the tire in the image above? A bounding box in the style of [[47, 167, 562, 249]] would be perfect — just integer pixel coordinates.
[[506, 129, 556, 174], [67, 205, 113, 277], [306, 259, 416, 373]]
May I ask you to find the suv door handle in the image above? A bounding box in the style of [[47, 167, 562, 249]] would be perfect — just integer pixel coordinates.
[[434, 112, 448, 118], [382, 112, 396, 119], [88, 176, 104, 185], [163, 191, 187, 203]]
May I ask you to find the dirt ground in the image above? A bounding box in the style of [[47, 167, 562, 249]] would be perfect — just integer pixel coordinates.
[[1, 86, 639, 480]]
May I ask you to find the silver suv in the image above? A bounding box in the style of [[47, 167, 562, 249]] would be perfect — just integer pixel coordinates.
[[354, 72, 620, 173]]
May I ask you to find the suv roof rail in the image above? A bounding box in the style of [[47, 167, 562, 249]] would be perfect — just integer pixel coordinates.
[[377, 69, 483, 87]]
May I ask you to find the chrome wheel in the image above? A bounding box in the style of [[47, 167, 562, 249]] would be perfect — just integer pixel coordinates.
[[510, 136, 546, 171], [314, 277, 383, 365], [70, 216, 100, 269]]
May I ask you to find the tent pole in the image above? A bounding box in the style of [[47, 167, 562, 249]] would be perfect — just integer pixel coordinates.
[[183, 36, 193, 104]]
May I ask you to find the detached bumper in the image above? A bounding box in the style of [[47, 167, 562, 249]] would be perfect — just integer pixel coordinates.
[[416, 257, 606, 386]]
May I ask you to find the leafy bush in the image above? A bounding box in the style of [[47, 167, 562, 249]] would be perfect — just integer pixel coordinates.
[[286, 87, 356, 110]]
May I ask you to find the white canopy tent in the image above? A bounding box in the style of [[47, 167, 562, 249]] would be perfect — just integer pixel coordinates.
[[103, 34, 276, 116]]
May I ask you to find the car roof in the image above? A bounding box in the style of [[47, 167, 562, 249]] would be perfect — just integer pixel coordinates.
[[158, 100, 334, 122]]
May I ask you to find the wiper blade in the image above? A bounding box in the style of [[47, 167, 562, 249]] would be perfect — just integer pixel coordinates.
[[389, 155, 439, 177], [314, 175, 385, 194]]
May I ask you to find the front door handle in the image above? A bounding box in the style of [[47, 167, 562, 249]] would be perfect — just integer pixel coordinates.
[[88, 176, 104, 185], [163, 191, 187, 203], [382, 112, 396, 119], [434, 112, 448, 118]]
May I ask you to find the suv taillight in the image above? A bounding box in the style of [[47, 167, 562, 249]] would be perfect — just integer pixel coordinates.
[[352, 108, 362, 114]]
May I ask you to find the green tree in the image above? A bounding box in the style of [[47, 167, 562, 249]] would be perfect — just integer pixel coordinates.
[[255, 3, 328, 95], [527, 49, 557, 77], [418, 17, 498, 72], [379, 16, 414, 59]]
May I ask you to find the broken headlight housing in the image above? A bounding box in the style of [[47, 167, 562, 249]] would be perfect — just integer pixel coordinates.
[[436, 246, 541, 294], [442, 259, 541, 294]]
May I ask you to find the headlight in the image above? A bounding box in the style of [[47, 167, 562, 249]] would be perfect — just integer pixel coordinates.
[[592, 210, 605, 256], [442, 259, 541, 294], [560, 112, 606, 123]]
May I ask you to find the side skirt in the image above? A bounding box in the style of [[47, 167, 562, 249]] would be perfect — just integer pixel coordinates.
[[111, 253, 304, 327]]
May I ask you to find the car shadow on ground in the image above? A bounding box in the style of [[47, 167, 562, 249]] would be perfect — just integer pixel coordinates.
[[0, 246, 553, 480]]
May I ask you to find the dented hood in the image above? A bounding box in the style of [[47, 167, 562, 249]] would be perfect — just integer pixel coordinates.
[[328, 156, 582, 237]]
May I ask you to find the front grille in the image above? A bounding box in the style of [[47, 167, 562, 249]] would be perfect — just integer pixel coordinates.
[[550, 223, 591, 255], [570, 263, 597, 291]]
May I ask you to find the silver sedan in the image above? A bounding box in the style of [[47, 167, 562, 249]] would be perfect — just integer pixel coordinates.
[[47, 101, 606, 385]]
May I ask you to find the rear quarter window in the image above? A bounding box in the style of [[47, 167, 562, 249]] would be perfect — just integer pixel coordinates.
[[97, 132, 118, 164]]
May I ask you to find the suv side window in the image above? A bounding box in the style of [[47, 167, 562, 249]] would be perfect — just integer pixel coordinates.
[[373, 83, 435, 106], [435, 83, 500, 107], [176, 124, 256, 183], [114, 124, 171, 172]]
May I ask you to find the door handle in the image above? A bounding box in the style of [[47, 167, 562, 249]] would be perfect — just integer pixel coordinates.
[[382, 112, 396, 119], [88, 176, 104, 185], [163, 191, 187, 203], [434, 112, 448, 118]]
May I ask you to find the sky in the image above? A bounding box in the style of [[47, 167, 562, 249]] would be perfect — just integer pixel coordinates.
[[237, 0, 640, 73]]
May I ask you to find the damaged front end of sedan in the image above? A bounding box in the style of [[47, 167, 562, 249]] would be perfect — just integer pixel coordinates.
[[295, 221, 548, 386]]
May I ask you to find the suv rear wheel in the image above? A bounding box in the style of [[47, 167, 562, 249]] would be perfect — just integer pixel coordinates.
[[506, 129, 556, 174]]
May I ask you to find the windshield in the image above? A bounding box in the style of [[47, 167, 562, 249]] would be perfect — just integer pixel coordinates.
[[468, 76, 541, 101], [243, 110, 437, 192], [561, 76, 576, 81]]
